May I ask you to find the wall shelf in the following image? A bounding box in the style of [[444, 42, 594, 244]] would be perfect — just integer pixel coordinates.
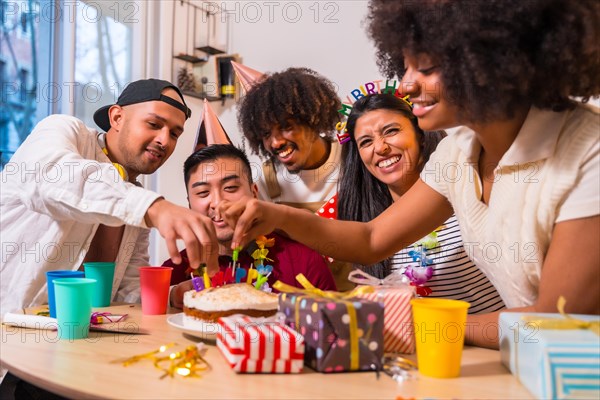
[[173, 54, 208, 64], [172, 0, 232, 102]]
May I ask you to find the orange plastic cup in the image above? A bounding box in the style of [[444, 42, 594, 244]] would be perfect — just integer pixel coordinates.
[[139, 267, 173, 315], [411, 298, 470, 378]]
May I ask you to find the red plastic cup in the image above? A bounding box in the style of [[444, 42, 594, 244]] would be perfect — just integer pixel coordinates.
[[139, 267, 173, 315]]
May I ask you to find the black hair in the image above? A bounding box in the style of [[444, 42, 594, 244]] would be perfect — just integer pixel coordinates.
[[338, 94, 445, 278], [367, 0, 600, 123], [237, 67, 341, 159], [183, 144, 253, 190]]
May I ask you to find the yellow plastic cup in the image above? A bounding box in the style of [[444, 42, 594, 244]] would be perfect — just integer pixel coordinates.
[[411, 298, 470, 378]]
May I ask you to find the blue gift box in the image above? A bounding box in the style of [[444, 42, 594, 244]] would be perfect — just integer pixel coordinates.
[[499, 312, 600, 399]]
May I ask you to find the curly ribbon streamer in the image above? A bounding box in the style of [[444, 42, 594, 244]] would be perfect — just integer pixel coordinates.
[[347, 269, 411, 287], [111, 343, 211, 379], [90, 312, 127, 324], [274, 273, 374, 371], [521, 296, 600, 335]]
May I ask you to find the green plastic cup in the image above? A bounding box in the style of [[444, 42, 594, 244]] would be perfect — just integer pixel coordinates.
[[83, 262, 115, 307], [46, 270, 85, 318], [53, 278, 96, 340]]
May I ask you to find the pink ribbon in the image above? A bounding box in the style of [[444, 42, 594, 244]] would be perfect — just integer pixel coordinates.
[[91, 312, 127, 324]]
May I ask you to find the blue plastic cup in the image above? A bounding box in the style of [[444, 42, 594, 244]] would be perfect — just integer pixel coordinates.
[[53, 278, 96, 340], [46, 270, 85, 318], [83, 262, 116, 307]]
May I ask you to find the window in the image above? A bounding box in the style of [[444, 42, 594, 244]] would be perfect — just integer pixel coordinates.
[[1, 0, 140, 169], [72, 0, 133, 128], [0, 0, 51, 169]]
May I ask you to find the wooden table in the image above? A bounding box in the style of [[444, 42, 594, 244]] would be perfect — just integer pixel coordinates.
[[0, 304, 532, 399]]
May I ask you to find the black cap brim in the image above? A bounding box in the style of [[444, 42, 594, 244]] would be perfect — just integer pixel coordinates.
[[93, 105, 113, 133]]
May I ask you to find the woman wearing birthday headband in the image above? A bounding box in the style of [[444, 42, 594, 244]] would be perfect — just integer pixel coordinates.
[[337, 93, 505, 314], [220, 0, 599, 348]]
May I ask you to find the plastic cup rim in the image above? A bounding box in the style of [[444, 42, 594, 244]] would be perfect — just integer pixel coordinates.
[[46, 270, 85, 276], [52, 277, 97, 286], [83, 262, 116, 267], [410, 298, 470, 310], [138, 266, 173, 271]]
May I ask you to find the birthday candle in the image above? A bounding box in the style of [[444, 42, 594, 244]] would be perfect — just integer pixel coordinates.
[[203, 267, 211, 288], [224, 265, 234, 284], [191, 274, 205, 292], [246, 266, 258, 284], [211, 271, 225, 287], [254, 274, 268, 290], [235, 267, 247, 283]]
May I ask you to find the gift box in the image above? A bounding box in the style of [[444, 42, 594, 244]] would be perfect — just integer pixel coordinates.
[[499, 312, 600, 399], [349, 270, 416, 354], [278, 290, 384, 373], [216, 315, 305, 373]]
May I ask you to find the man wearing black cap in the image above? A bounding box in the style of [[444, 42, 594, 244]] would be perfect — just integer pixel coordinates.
[[0, 79, 219, 316]]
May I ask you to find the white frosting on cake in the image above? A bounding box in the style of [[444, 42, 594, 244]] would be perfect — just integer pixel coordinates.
[[183, 283, 278, 311]]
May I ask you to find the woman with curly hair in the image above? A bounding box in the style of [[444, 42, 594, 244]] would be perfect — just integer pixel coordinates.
[[237, 67, 342, 212], [337, 93, 505, 314], [221, 0, 599, 348]]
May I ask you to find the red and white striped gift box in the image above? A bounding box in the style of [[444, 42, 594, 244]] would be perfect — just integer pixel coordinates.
[[356, 286, 415, 354], [216, 315, 305, 373]]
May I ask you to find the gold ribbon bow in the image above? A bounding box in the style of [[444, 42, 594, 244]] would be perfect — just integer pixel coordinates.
[[274, 273, 374, 371], [521, 296, 600, 335]]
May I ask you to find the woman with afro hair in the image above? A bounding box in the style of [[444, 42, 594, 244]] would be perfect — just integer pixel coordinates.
[[221, 0, 599, 349]]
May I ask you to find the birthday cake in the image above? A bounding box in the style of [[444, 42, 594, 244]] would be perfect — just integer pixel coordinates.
[[183, 283, 278, 322]]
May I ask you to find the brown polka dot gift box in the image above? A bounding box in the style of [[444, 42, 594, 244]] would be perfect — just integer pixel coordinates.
[[274, 274, 384, 373]]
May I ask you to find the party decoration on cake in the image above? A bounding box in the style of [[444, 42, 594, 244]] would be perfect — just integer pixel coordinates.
[[275, 274, 384, 373], [193, 99, 233, 151], [251, 235, 275, 290], [183, 283, 278, 323], [217, 315, 305, 373], [231, 61, 265, 93], [112, 342, 211, 379]]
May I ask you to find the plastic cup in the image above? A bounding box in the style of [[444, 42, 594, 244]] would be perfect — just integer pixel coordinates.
[[139, 267, 173, 315], [46, 270, 85, 318], [411, 298, 470, 378], [53, 278, 96, 340], [83, 262, 116, 307]]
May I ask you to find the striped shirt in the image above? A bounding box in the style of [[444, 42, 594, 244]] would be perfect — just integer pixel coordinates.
[[391, 215, 506, 314]]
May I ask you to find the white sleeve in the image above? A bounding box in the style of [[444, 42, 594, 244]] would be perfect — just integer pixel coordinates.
[[113, 228, 149, 303], [419, 135, 453, 199], [3, 115, 160, 227], [556, 139, 600, 222]]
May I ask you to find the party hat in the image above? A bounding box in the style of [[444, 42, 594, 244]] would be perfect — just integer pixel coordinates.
[[231, 61, 264, 93], [194, 99, 232, 151]]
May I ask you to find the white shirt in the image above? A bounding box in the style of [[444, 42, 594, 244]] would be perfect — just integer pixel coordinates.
[[421, 104, 599, 308], [257, 140, 341, 204], [0, 115, 162, 313]]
